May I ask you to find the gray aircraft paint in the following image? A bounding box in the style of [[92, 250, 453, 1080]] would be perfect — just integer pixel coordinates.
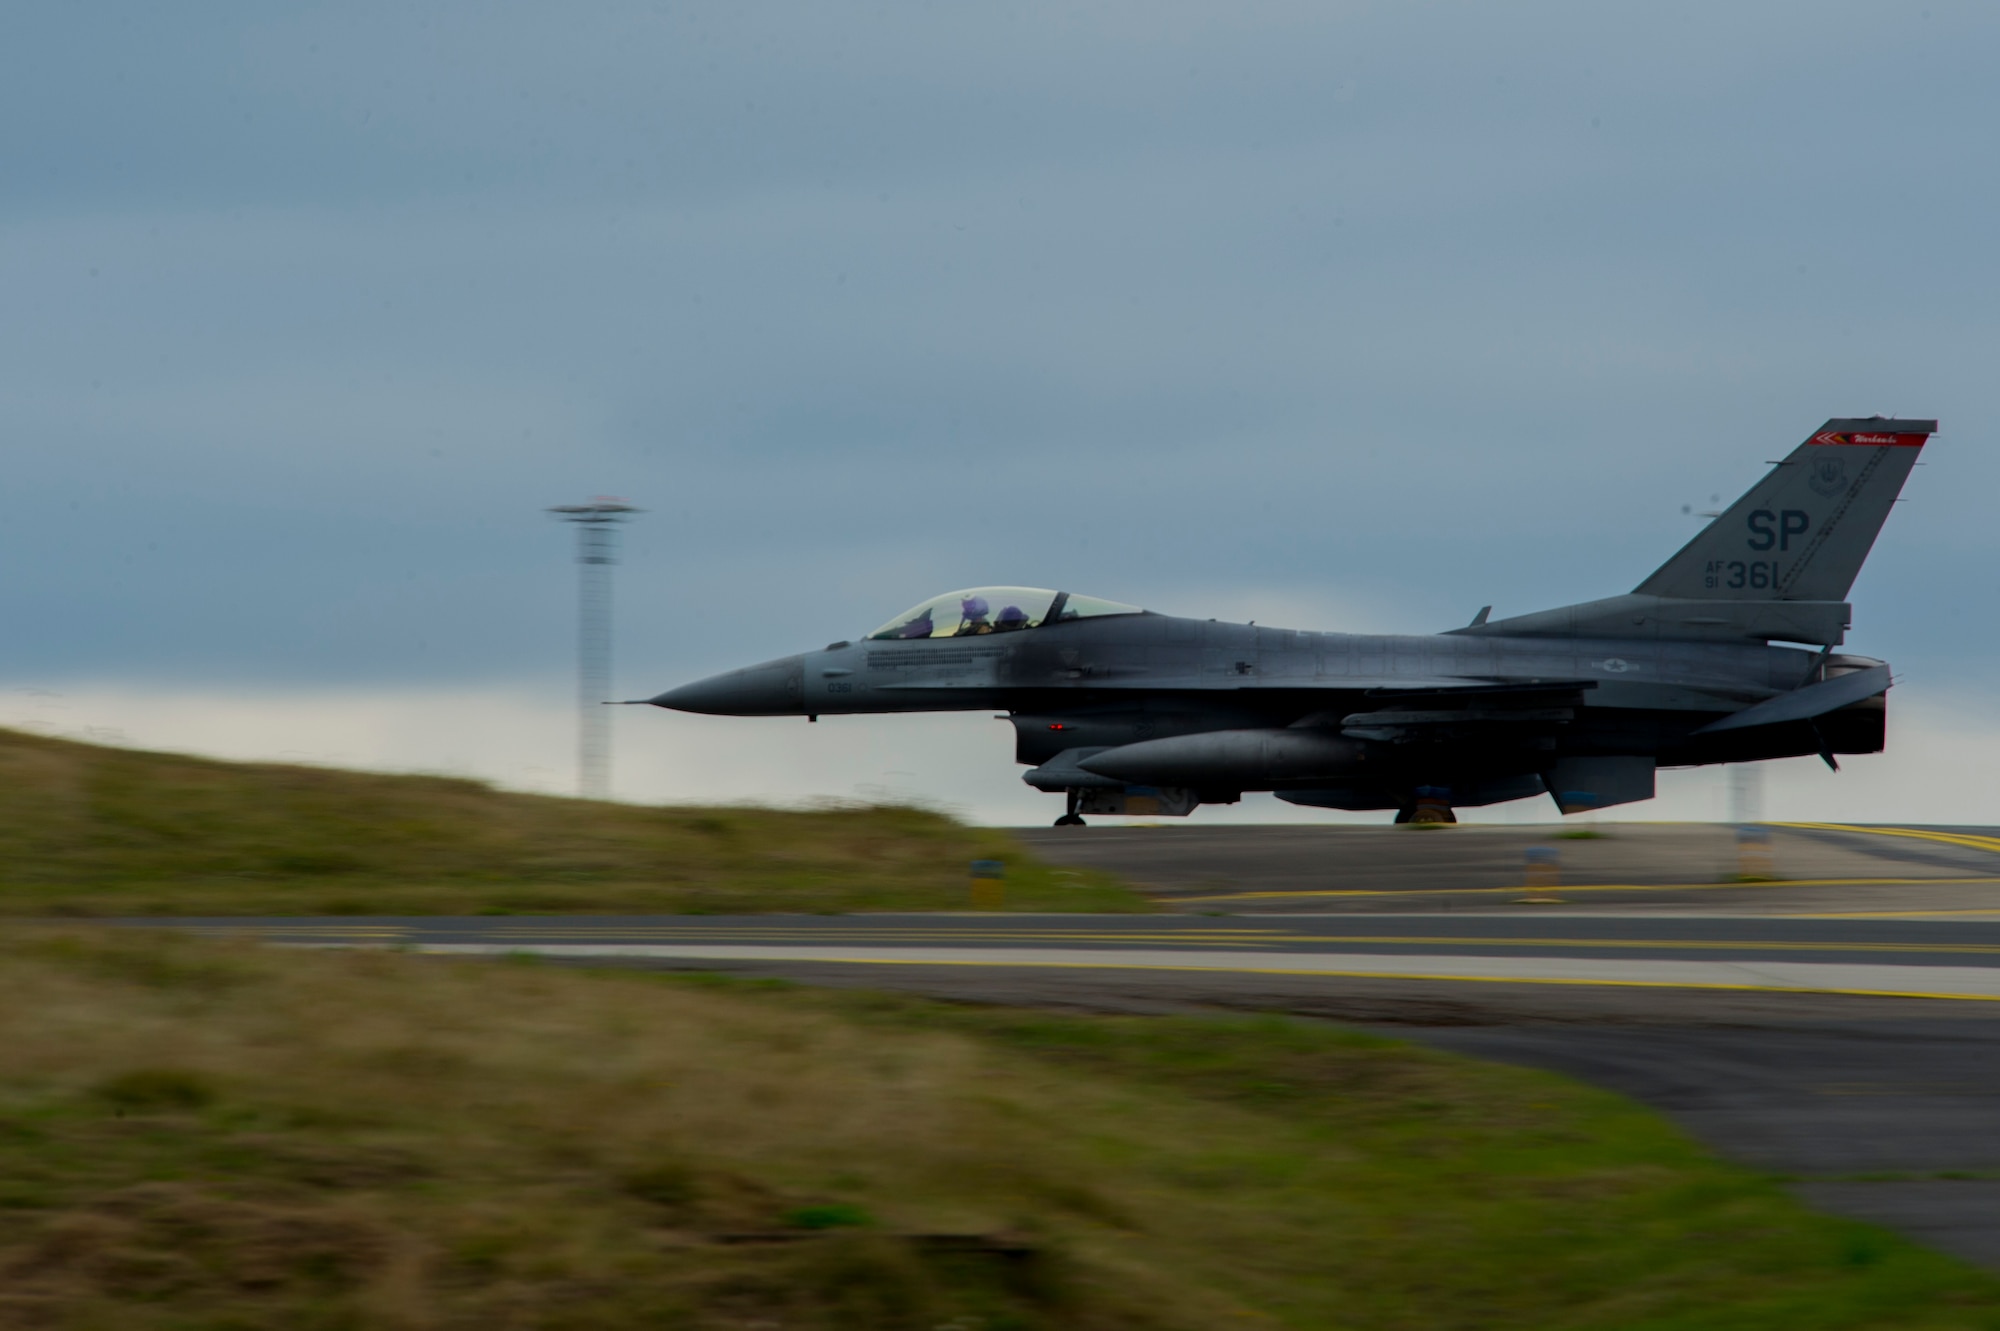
[[651, 419, 1934, 823]]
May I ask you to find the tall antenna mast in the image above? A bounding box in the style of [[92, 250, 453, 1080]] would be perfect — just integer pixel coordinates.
[[547, 497, 640, 800]]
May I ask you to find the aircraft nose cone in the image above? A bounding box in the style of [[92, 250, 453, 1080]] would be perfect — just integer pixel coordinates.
[[649, 655, 805, 716]]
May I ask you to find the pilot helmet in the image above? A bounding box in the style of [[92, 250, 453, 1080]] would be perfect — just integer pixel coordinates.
[[960, 595, 990, 620], [996, 604, 1028, 627]]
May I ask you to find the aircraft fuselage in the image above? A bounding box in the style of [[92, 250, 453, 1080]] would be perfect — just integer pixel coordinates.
[[655, 613, 1884, 816]]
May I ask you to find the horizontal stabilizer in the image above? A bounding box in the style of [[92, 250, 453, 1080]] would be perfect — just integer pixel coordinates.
[[1693, 664, 1890, 735]]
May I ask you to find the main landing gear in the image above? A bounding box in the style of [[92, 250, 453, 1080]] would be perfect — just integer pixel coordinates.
[[1053, 790, 1087, 828], [1394, 787, 1457, 824]]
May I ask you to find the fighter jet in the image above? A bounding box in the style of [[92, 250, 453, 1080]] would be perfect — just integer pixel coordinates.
[[651, 418, 1933, 825]]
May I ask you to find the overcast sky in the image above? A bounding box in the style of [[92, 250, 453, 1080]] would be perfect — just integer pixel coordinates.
[[6, 1, 1997, 822]]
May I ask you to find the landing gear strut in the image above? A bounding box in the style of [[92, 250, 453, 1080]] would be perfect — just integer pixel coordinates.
[[1053, 789, 1087, 828], [1394, 784, 1457, 825]]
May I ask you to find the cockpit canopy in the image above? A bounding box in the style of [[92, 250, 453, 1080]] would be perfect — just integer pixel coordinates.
[[867, 587, 1144, 640]]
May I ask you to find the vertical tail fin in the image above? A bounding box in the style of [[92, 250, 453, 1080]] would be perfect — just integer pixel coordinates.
[[1634, 417, 1934, 601]]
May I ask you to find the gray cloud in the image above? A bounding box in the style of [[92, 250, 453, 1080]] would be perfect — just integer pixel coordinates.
[[3, 0, 1994, 703]]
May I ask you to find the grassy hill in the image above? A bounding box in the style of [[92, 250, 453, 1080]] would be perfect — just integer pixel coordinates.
[[0, 727, 1142, 916], [2, 927, 1993, 1330]]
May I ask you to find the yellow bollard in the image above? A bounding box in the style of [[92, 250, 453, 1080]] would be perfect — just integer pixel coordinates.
[[1735, 826, 1775, 881], [969, 859, 1006, 910], [1515, 845, 1563, 904]]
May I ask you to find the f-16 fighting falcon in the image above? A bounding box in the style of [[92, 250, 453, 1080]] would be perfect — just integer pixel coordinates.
[[651, 418, 1934, 825]]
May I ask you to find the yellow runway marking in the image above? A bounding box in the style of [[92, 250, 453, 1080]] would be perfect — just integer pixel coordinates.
[[364, 930, 2000, 957], [191, 926, 409, 931], [1401, 936, 2000, 955], [441, 951, 2000, 1004], [476, 929, 1298, 940], [467, 936, 1318, 946], [1176, 876, 2000, 903], [1776, 908, 2000, 920], [984, 935, 2000, 957], [1776, 822, 2000, 856], [230, 929, 1320, 946], [229, 931, 2000, 1004]]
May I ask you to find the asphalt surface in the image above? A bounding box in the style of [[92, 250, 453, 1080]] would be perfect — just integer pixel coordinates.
[[1016, 819, 2000, 914], [1415, 1016, 2000, 1270], [1015, 820, 2000, 1267], [112, 820, 2000, 1271]]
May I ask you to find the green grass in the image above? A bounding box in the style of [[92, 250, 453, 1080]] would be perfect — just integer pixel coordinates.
[[0, 726, 1144, 915], [1, 928, 1997, 1329]]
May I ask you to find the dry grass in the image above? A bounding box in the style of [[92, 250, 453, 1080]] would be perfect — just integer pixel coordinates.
[[0, 929, 1996, 1329], [0, 727, 1143, 915]]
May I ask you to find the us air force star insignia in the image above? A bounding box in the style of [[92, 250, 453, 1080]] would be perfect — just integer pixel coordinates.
[[1595, 658, 1635, 673], [1807, 455, 1848, 497]]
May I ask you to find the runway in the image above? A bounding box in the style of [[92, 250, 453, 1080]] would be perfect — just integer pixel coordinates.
[[108, 822, 2000, 1270]]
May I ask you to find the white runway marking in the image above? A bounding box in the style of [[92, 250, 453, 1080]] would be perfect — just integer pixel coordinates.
[[380, 942, 2000, 1001]]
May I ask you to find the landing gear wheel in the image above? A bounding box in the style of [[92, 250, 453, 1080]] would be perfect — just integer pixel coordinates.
[[1053, 814, 1087, 827], [1407, 805, 1456, 825], [1054, 790, 1087, 828]]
